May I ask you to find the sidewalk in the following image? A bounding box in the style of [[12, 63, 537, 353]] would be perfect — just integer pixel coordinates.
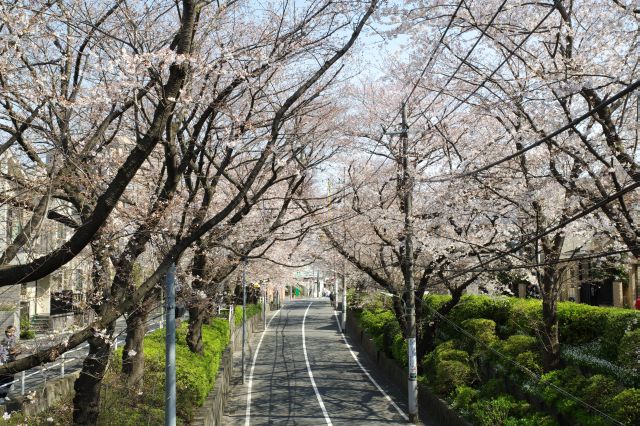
[[221, 308, 274, 424]]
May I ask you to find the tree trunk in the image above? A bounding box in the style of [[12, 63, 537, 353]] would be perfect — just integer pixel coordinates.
[[122, 310, 147, 387], [72, 322, 115, 425], [541, 292, 560, 371], [122, 288, 158, 386], [187, 304, 208, 355]]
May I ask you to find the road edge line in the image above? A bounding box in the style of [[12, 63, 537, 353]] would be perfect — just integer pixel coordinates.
[[303, 302, 333, 425], [333, 310, 410, 421], [245, 306, 283, 425]]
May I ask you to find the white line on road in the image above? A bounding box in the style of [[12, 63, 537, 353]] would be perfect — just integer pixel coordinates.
[[303, 302, 333, 425], [245, 306, 282, 426], [333, 311, 410, 421]]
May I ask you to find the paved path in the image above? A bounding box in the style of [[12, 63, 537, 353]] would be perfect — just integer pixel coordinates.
[[224, 299, 409, 425]]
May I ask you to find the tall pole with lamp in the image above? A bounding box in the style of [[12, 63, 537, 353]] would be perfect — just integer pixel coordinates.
[[241, 254, 247, 384]]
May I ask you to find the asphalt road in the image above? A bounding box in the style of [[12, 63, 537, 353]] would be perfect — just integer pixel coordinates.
[[224, 299, 409, 425]]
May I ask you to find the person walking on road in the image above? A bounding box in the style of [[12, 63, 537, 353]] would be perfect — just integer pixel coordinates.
[[0, 326, 19, 401]]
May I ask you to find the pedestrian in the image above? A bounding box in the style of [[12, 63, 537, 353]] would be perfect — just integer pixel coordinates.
[[329, 292, 335, 308], [0, 325, 19, 400], [635, 296, 640, 310]]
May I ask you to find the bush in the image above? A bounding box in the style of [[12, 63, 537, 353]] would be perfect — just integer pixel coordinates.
[[359, 308, 398, 350], [537, 368, 628, 426], [424, 294, 640, 358], [106, 317, 230, 423], [19, 316, 35, 340], [460, 318, 497, 354], [561, 343, 639, 387], [514, 351, 543, 378], [234, 303, 262, 326], [435, 359, 472, 395], [469, 395, 529, 426], [390, 333, 407, 366], [452, 385, 480, 418], [617, 329, 640, 374], [607, 388, 640, 425]]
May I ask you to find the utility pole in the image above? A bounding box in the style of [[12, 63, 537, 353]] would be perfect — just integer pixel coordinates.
[[241, 256, 247, 384], [341, 166, 347, 331], [400, 103, 418, 423], [262, 283, 266, 331], [165, 264, 177, 426]]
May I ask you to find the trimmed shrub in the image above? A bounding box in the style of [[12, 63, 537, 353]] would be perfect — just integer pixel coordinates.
[[108, 317, 231, 423], [607, 388, 640, 425], [469, 395, 529, 426], [390, 333, 407, 366], [460, 318, 497, 354], [514, 351, 543, 378], [452, 385, 480, 418], [359, 308, 398, 351], [435, 359, 472, 395], [234, 303, 262, 326], [617, 329, 640, 374]]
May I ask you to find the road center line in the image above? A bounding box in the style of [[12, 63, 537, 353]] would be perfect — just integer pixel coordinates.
[[245, 306, 282, 426], [333, 310, 409, 421], [303, 302, 333, 425]]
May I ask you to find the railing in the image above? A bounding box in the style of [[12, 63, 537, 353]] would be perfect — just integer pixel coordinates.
[[0, 316, 164, 398]]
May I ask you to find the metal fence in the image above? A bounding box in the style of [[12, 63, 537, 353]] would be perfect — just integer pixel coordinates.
[[0, 316, 164, 397]]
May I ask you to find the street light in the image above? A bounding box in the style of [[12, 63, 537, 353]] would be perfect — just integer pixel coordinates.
[[241, 253, 247, 384]]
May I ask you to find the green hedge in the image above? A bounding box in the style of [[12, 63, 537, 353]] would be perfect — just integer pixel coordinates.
[[357, 294, 640, 425], [234, 303, 262, 326], [424, 295, 639, 361], [109, 318, 230, 423], [537, 367, 640, 426]]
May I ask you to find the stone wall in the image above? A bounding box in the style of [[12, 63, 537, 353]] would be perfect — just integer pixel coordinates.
[[0, 371, 80, 417], [346, 314, 471, 426]]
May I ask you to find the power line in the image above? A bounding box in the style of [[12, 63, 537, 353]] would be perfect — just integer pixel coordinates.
[[422, 78, 640, 183], [412, 0, 508, 124], [433, 179, 640, 283], [422, 302, 625, 425]]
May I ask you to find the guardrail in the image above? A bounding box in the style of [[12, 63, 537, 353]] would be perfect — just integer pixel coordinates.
[[0, 316, 164, 397]]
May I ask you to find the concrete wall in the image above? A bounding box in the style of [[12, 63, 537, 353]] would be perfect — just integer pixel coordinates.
[[0, 372, 80, 417]]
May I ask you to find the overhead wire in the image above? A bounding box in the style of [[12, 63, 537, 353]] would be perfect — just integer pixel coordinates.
[[421, 78, 640, 183], [422, 302, 625, 425], [411, 0, 509, 125], [351, 0, 466, 180], [422, 178, 640, 286]]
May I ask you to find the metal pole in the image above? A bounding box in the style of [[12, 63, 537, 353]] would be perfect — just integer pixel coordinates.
[[262, 286, 266, 331], [341, 273, 347, 332], [401, 103, 418, 423], [241, 257, 247, 384], [333, 270, 340, 309], [165, 263, 177, 426], [61, 353, 65, 377], [20, 371, 25, 395]]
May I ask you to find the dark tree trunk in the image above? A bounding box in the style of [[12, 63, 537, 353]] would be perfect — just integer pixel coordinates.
[[541, 285, 560, 371], [416, 288, 464, 368], [122, 311, 147, 387], [122, 288, 158, 386], [72, 322, 115, 425], [187, 304, 207, 355]]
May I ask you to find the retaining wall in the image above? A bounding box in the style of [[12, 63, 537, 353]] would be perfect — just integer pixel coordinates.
[[345, 314, 471, 426], [0, 371, 80, 417]]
